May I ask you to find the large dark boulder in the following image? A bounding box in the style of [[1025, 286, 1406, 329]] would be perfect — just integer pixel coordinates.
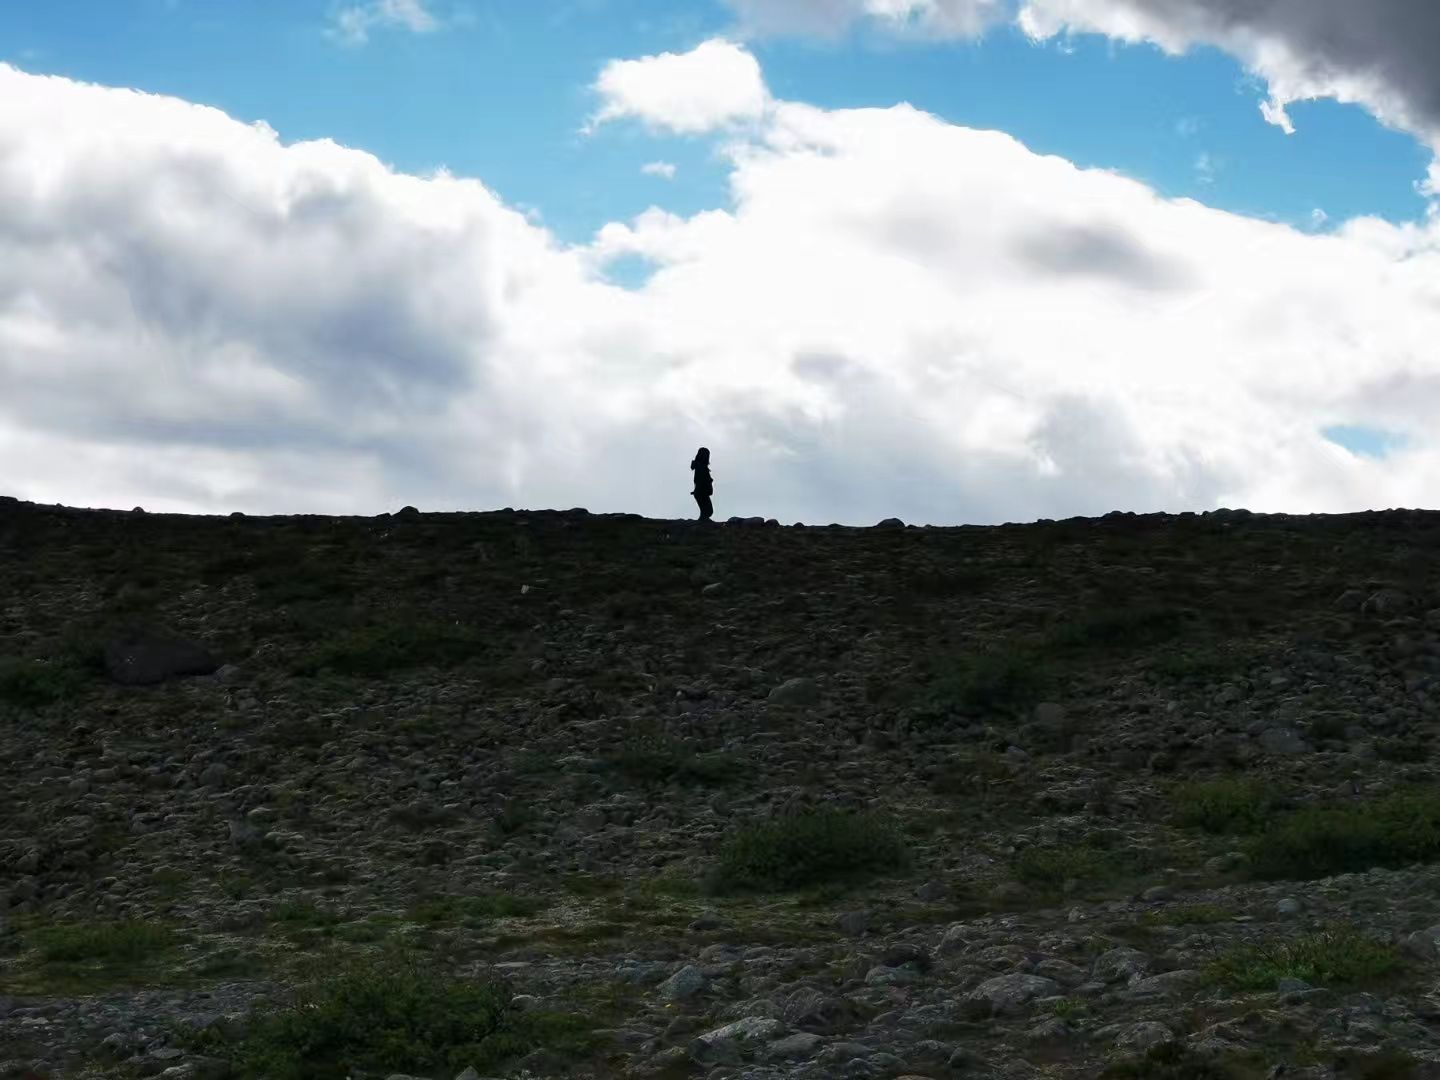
[[103, 628, 219, 686]]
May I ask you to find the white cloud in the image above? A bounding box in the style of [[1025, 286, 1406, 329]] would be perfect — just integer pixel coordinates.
[[329, 0, 438, 45], [726, 0, 1010, 38], [3, 62, 1440, 524], [1016, 1, 1440, 155], [642, 161, 678, 179], [590, 39, 770, 135], [726, 0, 1440, 198]]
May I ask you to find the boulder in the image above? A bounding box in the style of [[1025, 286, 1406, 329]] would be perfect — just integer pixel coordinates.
[[658, 964, 709, 1002], [104, 628, 219, 686], [963, 974, 1061, 1017]]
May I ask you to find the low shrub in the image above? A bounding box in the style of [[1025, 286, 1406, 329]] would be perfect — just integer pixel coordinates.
[[1172, 778, 1275, 835], [1204, 924, 1400, 991], [1247, 788, 1440, 881], [1012, 844, 1116, 889], [28, 920, 175, 964], [1099, 1043, 1248, 1079], [602, 735, 742, 787], [180, 947, 591, 1079], [1048, 604, 1190, 652], [407, 893, 547, 925], [294, 620, 484, 677], [708, 809, 909, 893], [919, 646, 1051, 719], [0, 657, 81, 709]]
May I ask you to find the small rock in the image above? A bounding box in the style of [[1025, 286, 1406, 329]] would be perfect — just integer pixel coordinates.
[[836, 911, 869, 938], [1276, 898, 1303, 917], [701, 583, 725, 598], [915, 880, 948, 902], [1093, 947, 1151, 983], [765, 1032, 822, 1061], [1140, 885, 1173, 903], [1115, 1022, 1174, 1054], [1124, 970, 1202, 999], [1258, 727, 1312, 756], [1027, 1017, 1072, 1042], [963, 974, 1062, 1017], [104, 628, 220, 686], [768, 678, 821, 706], [658, 964, 709, 1002]]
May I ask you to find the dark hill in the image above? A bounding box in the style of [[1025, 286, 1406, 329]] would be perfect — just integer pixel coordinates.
[[3, 498, 1440, 1079]]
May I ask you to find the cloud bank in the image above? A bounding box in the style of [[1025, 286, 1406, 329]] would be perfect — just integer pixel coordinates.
[[727, 0, 1440, 192], [2, 58, 1439, 524]]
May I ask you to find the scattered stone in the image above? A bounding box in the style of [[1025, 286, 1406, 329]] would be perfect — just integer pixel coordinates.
[[1276, 898, 1303, 917], [1115, 1022, 1175, 1054], [1258, 726, 1313, 756], [765, 1032, 823, 1061], [963, 974, 1062, 1017], [767, 677, 820, 706], [1093, 947, 1151, 984], [658, 964, 709, 1002], [103, 628, 220, 686]]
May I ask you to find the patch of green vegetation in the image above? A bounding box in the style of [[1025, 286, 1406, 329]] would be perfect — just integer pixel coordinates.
[[27, 920, 176, 964], [1172, 778, 1276, 835], [1247, 788, 1440, 881], [491, 797, 535, 837], [1204, 925, 1401, 991], [271, 901, 346, 929], [1335, 1050, 1422, 1080], [293, 619, 484, 678], [927, 750, 1015, 798], [1011, 843, 1120, 890], [406, 893, 547, 926], [0, 656, 82, 709], [918, 645, 1051, 719], [1048, 997, 1089, 1019], [707, 809, 909, 893], [178, 946, 593, 1079], [1139, 904, 1230, 928], [1048, 604, 1191, 653], [1099, 1043, 1255, 1079], [1149, 648, 1235, 683], [601, 735, 742, 787]]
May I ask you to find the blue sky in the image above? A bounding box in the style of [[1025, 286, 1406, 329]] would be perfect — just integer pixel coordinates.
[[3, 0, 1431, 247]]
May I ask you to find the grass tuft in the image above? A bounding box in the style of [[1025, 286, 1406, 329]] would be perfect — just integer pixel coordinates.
[[179, 946, 590, 1079], [707, 809, 909, 893], [1204, 924, 1401, 991]]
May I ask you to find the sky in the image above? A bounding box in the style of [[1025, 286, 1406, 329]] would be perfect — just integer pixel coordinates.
[[2, 0, 1439, 524]]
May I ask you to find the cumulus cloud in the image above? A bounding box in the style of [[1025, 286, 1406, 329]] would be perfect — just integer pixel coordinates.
[[1018, 0, 1440, 154], [726, 1, 1440, 193], [642, 161, 678, 179], [329, 0, 439, 45], [3, 62, 1440, 523], [590, 39, 770, 135], [727, 0, 1010, 38]]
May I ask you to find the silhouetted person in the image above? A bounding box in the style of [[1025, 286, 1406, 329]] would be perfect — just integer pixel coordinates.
[[691, 447, 713, 522]]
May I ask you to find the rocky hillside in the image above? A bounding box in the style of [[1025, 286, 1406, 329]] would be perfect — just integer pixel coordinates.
[[4, 497, 1440, 1080]]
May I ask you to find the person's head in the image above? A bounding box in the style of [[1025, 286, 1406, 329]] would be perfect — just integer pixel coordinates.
[[693, 446, 710, 466]]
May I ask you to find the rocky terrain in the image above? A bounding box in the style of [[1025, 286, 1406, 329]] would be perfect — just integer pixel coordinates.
[[3, 496, 1440, 1079]]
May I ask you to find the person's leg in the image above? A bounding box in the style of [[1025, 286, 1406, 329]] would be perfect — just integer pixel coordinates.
[[697, 494, 713, 521]]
